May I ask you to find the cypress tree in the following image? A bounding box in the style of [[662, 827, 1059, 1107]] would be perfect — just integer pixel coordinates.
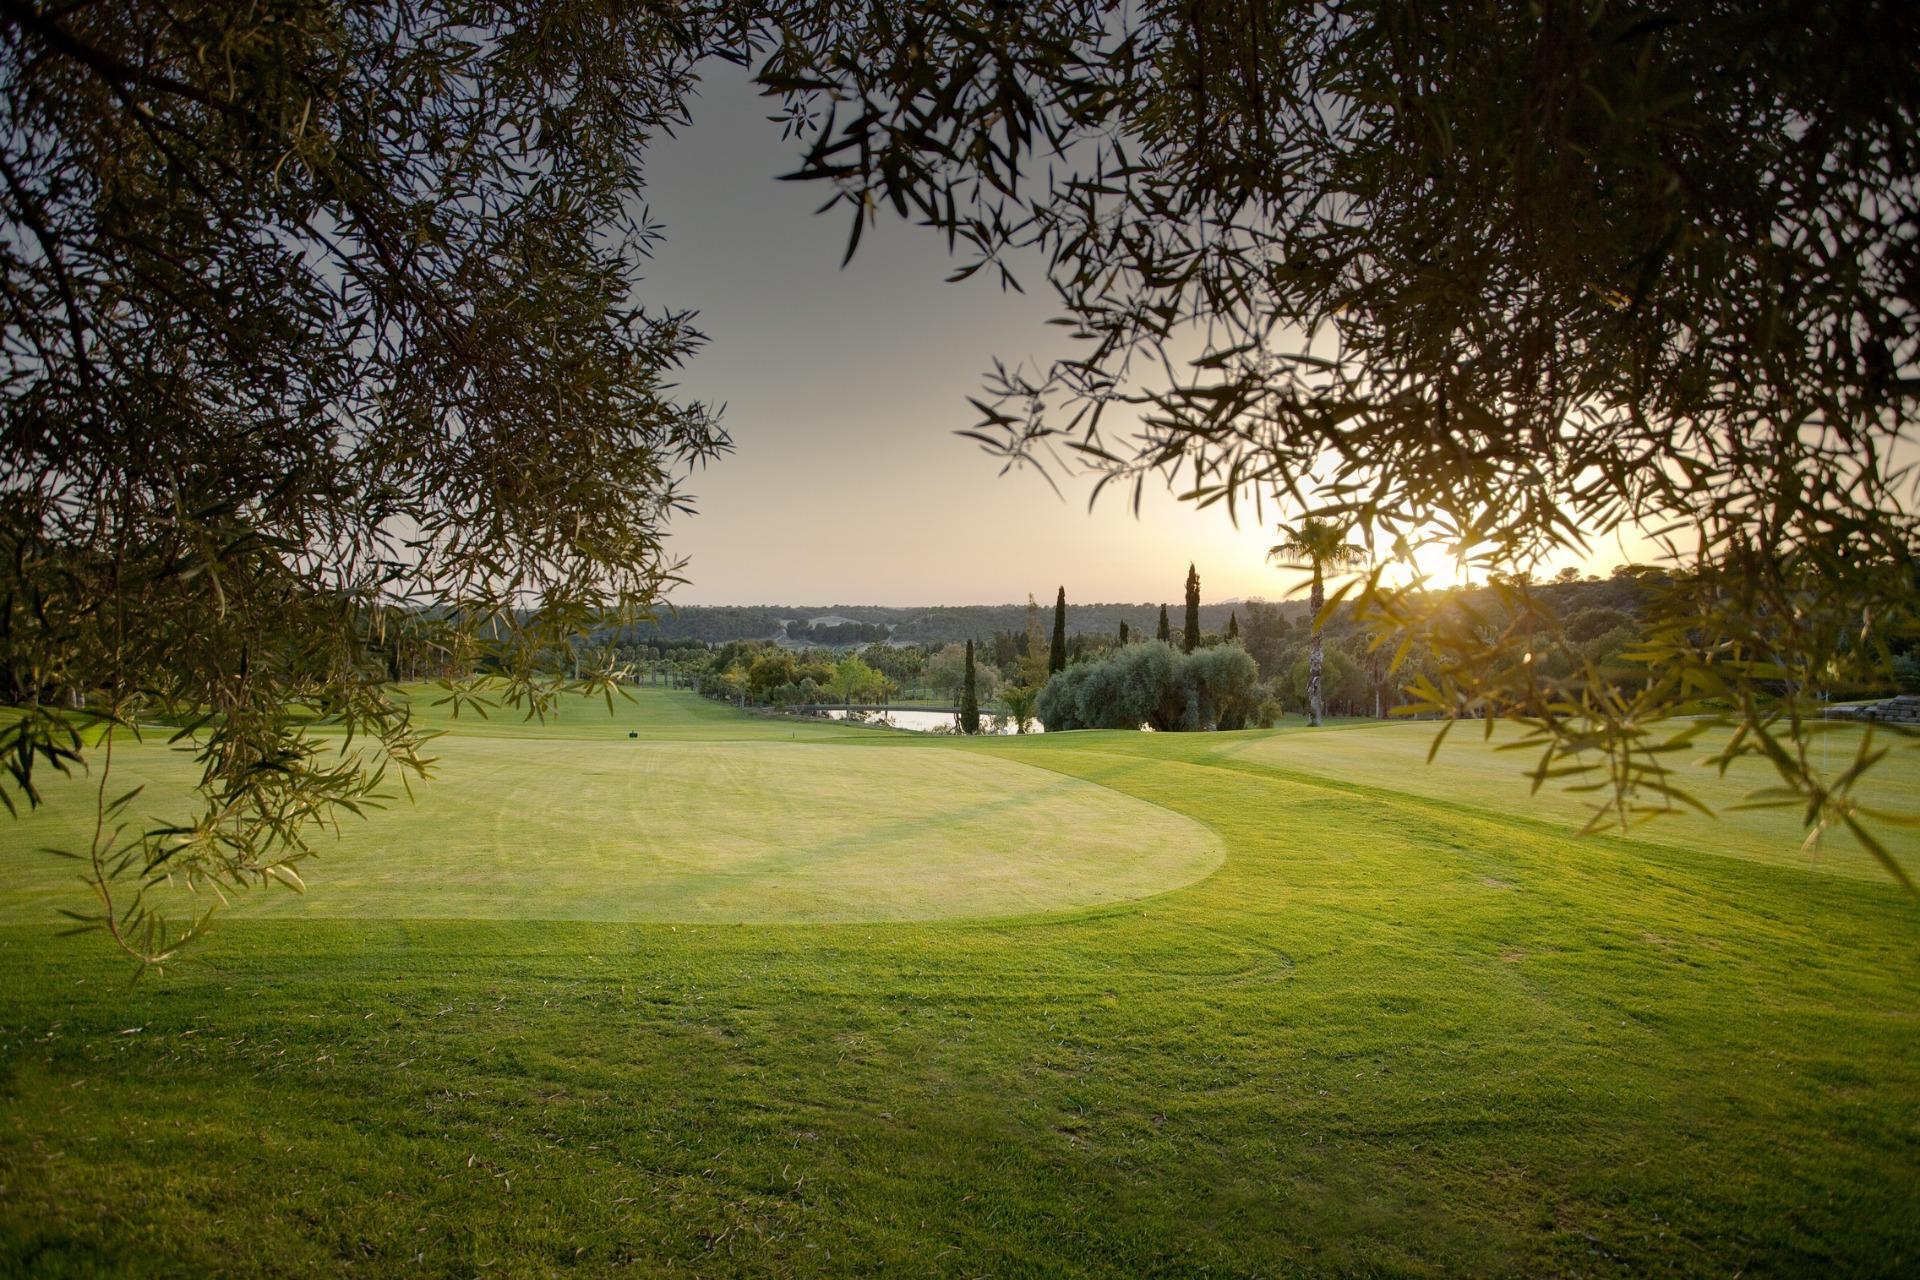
[[960, 639, 981, 734], [1118, 620, 1130, 645], [1156, 604, 1171, 643], [1049, 587, 1068, 674], [1021, 593, 1048, 686], [1183, 563, 1201, 652], [1227, 611, 1239, 642]]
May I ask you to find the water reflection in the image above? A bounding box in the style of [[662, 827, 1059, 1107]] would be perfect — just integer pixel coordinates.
[[819, 708, 1044, 735]]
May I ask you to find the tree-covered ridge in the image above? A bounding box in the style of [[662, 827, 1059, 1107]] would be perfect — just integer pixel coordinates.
[[617, 601, 1301, 647], [617, 574, 1647, 655], [784, 619, 893, 646]]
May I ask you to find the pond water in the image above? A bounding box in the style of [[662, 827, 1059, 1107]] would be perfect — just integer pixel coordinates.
[[820, 708, 1045, 735]]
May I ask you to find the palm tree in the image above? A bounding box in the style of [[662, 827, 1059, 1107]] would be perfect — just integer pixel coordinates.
[[1268, 517, 1368, 727], [1000, 683, 1040, 734]]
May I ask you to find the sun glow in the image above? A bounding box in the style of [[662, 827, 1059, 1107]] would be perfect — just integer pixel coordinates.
[[1375, 532, 1474, 590]]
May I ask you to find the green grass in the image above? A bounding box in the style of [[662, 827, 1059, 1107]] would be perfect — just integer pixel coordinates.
[[1, 691, 1222, 924], [1228, 716, 1920, 879], [1, 689, 1916, 1276]]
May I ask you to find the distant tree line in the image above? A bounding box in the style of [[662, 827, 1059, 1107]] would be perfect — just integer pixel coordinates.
[[623, 638, 1003, 713], [613, 601, 1285, 649], [1019, 562, 1917, 732], [611, 564, 1911, 731], [784, 619, 892, 646]]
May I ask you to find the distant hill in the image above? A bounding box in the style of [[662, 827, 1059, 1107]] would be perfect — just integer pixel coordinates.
[[616, 601, 1314, 648], [608, 575, 1661, 651]]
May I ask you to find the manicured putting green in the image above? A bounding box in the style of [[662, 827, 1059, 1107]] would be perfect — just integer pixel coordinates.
[[1, 721, 1223, 924]]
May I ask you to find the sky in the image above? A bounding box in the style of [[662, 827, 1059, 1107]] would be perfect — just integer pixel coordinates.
[[637, 64, 1649, 607]]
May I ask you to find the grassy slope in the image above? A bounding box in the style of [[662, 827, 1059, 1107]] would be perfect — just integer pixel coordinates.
[[1227, 716, 1920, 880], [0, 691, 1915, 1277]]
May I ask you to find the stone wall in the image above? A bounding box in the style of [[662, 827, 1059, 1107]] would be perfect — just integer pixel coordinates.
[[1825, 694, 1920, 724]]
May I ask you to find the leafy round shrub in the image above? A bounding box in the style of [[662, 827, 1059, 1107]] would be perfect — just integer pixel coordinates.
[[1035, 642, 1259, 732]]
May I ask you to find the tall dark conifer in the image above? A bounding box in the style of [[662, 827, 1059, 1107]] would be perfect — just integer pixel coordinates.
[[1156, 604, 1171, 643], [960, 639, 981, 734], [1049, 587, 1068, 674], [1227, 612, 1239, 642], [1118, 621, 1130, 645], [1183, 563, 1201, 652]]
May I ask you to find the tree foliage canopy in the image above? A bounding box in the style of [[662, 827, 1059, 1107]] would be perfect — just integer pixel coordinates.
[[755, 0, 1920, 879], [1270, 520, 1369, 593], [0, 0, 737, 961]]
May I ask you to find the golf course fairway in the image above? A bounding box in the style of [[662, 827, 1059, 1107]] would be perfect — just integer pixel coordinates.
[[0, 687, 1914, 1276]]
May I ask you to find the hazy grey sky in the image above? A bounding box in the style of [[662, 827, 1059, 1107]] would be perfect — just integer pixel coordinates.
[[639, 64, 1645, 607]]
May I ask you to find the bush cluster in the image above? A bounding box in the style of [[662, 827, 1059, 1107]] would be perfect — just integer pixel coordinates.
[[1036, 643, 1260, 732]]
